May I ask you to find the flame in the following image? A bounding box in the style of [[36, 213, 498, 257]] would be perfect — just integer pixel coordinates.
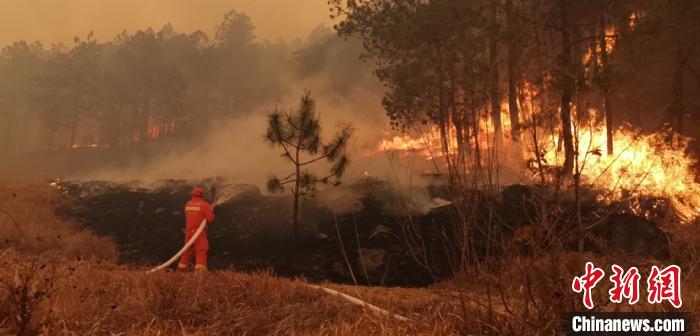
[[539, 113, 700, 222], [582, 25, 618, 66], [131, 119, 177, 142], [368, 105, 700, 223], [71, 143, 101, 149], [147, 123, 161, 139], [378, 134, 430, 153], [363, 11, 700, 222], [603, 26, 617, 54], [629, 12, 639, 29]]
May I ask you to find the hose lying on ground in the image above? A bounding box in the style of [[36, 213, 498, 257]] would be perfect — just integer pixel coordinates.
[[305, 284, 408, 321], [146, 219, 207, 273], [146, 214, 408, 321]]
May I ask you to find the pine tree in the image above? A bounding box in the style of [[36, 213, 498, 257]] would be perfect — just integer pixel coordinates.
[[265, 90, 354, 238]]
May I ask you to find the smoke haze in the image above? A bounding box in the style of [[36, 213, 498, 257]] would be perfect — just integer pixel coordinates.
[[0, 3, 432, 191], [0, 0, 332, 46], [87, 80, 398, 188]]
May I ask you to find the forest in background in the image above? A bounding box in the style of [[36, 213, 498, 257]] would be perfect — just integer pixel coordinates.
[[331, 0, 700, 177], [0, 1, 698, 183], [0, 10, 375, 163]]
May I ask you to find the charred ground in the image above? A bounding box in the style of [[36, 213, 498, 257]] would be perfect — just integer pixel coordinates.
[[53, 178, 672, 287]]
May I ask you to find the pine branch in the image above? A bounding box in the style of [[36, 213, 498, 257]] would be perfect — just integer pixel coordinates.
[[299, 153, 330, 166]]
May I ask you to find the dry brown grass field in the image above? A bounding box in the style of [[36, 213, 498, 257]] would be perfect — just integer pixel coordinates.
[[0, 180, 698, 335]]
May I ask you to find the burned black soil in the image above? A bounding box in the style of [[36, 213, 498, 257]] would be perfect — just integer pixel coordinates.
[[54, 179, 672, 286], [53, 179, 442, 286]]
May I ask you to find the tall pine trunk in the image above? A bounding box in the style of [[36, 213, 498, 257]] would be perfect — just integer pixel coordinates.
[[48, 130, 53, 152], [438, 87, 450, 155], [669, 46, 688, 134], [471, 96, 482, 174], [559, 0, 575, 176], [293, 137, 301, 238], [505, 0, 521, 143], [600, 14, 614, 155], [488, 0, 502, 150], [436, 48, 450, 156], [67, 111, 78, 170]]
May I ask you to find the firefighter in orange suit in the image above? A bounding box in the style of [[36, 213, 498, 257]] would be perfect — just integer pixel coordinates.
[[178, 187, 215, 271]]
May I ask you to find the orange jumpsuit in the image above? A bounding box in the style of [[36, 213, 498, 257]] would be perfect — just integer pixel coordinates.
[[178, 190, 215, 270]]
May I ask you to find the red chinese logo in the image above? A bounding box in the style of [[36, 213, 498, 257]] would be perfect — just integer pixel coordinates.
[[572, 263, 682, 309], [608, 264, 640, 304], [647, 265, 682, 308], [572, 262, 606, 309]]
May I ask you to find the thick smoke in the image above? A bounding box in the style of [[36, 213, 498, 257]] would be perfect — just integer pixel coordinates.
[[72, 24, 425, 191], [87, 81, 397, 188], [0, 8, 443, 212]]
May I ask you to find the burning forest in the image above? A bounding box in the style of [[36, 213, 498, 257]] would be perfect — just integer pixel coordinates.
[[1, 0, 699, 335]]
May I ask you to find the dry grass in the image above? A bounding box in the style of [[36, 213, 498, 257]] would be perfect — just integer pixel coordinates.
[[0, 179, 117, 261], [0, 250, 469, 335], [0, 179, 698, 335]]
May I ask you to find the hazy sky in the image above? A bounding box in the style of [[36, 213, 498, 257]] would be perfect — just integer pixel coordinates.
[[0, 0, 334, 46]]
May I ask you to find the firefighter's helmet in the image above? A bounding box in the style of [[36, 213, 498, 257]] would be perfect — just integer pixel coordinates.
[[191, 187, 204, 198]]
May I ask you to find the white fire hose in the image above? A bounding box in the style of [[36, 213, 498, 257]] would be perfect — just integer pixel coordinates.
[[146, 219, 207, 273], [306, 284, 408, 321], [145, 204, 407, 321], [146, 192, 228, 273]]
